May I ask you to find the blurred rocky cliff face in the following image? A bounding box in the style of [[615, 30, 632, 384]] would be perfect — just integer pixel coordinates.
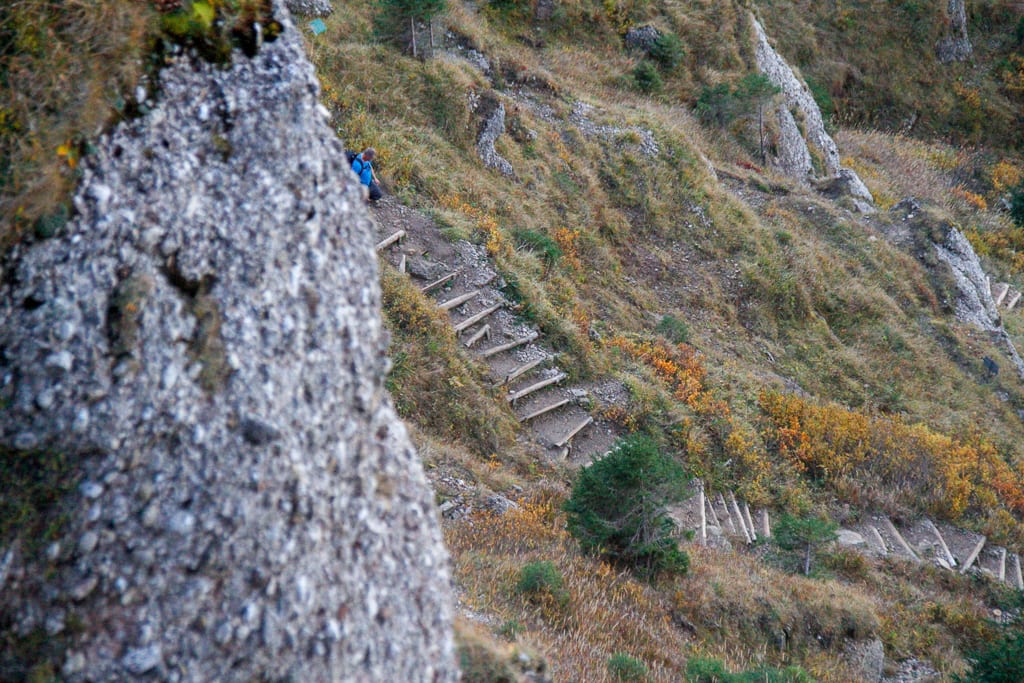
[[0, 2, 455, 681]]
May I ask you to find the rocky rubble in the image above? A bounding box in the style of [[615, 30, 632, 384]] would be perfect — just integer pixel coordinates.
[[0, 2, 455, 681]]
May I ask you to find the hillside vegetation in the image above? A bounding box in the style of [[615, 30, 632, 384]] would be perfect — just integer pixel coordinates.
[[4, 0, 1024, 680], [306, 0, 1024, 679]]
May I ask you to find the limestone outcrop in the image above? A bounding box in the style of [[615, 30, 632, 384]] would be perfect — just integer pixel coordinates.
[[752, 15, 839, 179], [0, 3, 456, 681], [476, 94, 515, 177], [285, 0, 333, 17], [936, 0, 972, 63]]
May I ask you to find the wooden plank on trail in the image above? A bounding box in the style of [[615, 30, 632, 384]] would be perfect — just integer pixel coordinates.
[[883, 517, 920, 562], [960, 536, 986, 573], [698, 483, 707, 547], [869, 526, 888, 555], [517, 397, 571, 423], [507, 372, 566, 404], [554, 415, 593, 448], [998, 547, 1007, 582], [421, 271, 459, 293], [452, 303, 502, 333], [375, 229, 405, 251], [1006, 289, 1022, 310], [742, 502, 757, 542], [925, 520, 956, 567], [439, 290, 480, 310], [1013, 554, 1023, 590], [705, 494, 721, 528], [501, 356, 550, 385], [463, 324, 490, 348], [716, 494, 737, 534], [479, 332, 539, 358], [729, 492, 752, 544], [398, 254, 406, 273], [760, 510, 771, 539], [993, 282, 1010, 306]]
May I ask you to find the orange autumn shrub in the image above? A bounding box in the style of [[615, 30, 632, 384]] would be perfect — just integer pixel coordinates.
[[759, 391, 1024, 534]]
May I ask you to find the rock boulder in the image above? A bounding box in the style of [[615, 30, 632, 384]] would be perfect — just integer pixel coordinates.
[[0, 3, 455, 681]]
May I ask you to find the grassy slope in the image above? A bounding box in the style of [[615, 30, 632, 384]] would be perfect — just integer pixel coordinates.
[[4, 0, 1024, 679], [306, 2, 1024, 679]]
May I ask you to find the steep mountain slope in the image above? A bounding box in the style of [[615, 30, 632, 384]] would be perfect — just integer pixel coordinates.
[[306, 1, 1024, 680]]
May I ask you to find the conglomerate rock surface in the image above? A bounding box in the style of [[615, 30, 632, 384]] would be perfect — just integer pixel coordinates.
[[0, 3, 456, 681]]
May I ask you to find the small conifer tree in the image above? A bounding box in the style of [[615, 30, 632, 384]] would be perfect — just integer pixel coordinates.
[[773, 513, 838, 576], [563, 435, 690, 576], [375, 0, 447, 58]]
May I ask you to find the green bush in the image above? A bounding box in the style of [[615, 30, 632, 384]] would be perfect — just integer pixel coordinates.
[[608, 652, 648, 681], [514, 228, 563, 264], [563, 435, 691, 576], [772, 513, 838, 576], [686, 657, 817, 682], [515, 560, 569, 607], [649, 32, 685, 71], [954, 627, 1024, 683], [1010, 183, 1024, 228], [656, 314, 690, 344], [695, 73, 779, 129], [632, 61, 663, 94]]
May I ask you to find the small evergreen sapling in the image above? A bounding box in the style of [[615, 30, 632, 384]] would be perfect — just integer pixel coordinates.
[[563, 435, 690, 576]]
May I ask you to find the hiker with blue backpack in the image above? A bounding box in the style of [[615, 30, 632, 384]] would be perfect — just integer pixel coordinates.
[[349, 147, 382, 202]]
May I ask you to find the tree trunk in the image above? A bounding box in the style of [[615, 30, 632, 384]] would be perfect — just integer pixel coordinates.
[[410, 16, 417, 59]]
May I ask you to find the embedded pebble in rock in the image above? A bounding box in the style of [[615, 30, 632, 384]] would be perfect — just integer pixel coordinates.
[[0, 1, 456, 681]]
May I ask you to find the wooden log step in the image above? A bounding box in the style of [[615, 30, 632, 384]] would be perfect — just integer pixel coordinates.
[[554, 415, 593, 448], [998, 547, 1007, 582], [760, 510, 771, 539], [882, 517, 920, 562], [742, 502, 757, 542], [507, 372, 566, 404], [869, 526, 888, 555], [421, 271, 459, 293], [398, 254, 406, 273], [375, 229, 405, 251], [698, 483, 707, 547], [452, 303, 503, 334], [924, 520, 956, 567], [463, 324, 490, 349], [993, 282, 1010, 306], [729, 492, 752, 544], [1013, 554, 1023, 590], [479, 331, 539, 358], [1006, 289, 1021, 310], [499, 356, 551, 386], [517, 397, 572, 423], [439, 290, 480, 310], [960, 536, 986, 573], [716, 494, 737, 534]]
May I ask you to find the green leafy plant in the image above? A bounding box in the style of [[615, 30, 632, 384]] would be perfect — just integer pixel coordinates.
[[515, 560, 569, 607], [1010, 182, 1024, 228], [608, 652, 648, 681], [514, 228, 562, 264], [954, 627, 1024, 682], [564, 435, 691, 576], [632, 61, 663, 94], [772, 513, 838, 576], [656, 314, 690, 344], [686, 657, 817, 682], [649, 32, 685, 71]]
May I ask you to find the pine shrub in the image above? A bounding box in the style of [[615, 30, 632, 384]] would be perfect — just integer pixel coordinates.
[[563, 435, 690, 576]]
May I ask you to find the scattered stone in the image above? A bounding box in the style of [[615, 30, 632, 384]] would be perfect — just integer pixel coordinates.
[[844, 637, 884, 683], [483, 494, 519, 515], [624, 25, 660, 52], [240, 417, 281, 445], [284, 0, 332, 17], [836, 529, 867, 547], [122, 644, 163, 675], [935, 0, 972, 63], [77, 531, 99, 556], [70, 575, 99, 601]]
